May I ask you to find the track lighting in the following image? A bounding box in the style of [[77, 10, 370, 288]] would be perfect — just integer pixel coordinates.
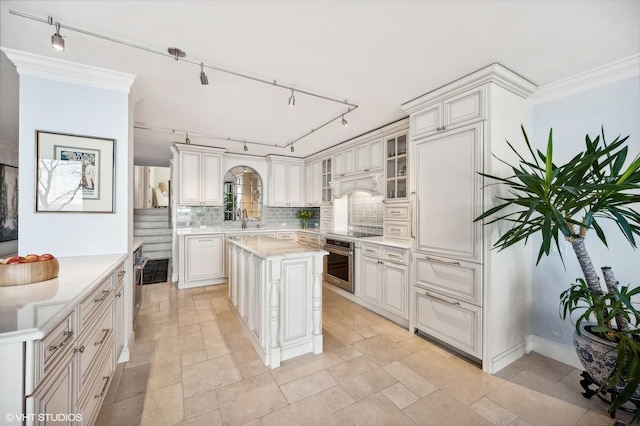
[[185, 132, 191, 144], [243, 142, 248, 152], [341, 115, 349, 127], [290, 144, 295, 153], [199, 62, 209, 85], [51, 21, 64, 51], [288, 89, 295, 107]]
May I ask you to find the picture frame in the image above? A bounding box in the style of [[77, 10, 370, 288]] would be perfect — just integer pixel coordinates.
[[0, 164, 18, 242], [35, 131, 115, 213]]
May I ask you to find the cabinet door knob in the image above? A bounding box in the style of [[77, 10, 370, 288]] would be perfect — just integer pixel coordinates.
[[75, 345, 86, 353]]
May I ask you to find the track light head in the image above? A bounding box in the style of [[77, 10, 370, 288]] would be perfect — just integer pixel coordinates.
[[288, 89, 295, 107], [341, 115, 349, 127], [199, 63, 209, 85], [243, 142, 248, 152], [185, 132, 191, 144], [51, 22, 64, 51], [290, 145, 295, 153]]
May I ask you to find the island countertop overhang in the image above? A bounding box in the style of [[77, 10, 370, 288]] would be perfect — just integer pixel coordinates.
[[225, 234, 328, 259]]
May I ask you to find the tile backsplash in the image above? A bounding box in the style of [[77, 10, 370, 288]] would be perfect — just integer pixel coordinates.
[[176, 205, 320, 229], [348, 191, 383, 236]]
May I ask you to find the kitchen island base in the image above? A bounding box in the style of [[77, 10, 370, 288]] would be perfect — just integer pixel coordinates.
[[226, 235, 326, 368]]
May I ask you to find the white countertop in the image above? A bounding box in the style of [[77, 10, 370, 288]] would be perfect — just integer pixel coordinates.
[[226, 235, 328, 258], [0, 254, 126, 344]]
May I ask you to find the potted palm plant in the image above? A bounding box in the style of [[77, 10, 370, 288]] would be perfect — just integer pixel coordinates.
[[476, 126, 640, 420]]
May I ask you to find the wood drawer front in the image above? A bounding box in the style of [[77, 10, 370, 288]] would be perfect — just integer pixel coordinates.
[[414, 288, 482, 359], [78, 343, 114, 426], [361, 244, 381, 259], [80, 277, 113, 330], [415, 255, 482, 306], [320, 219, 333, 230], [78, 303, 114, 399], [382, 247, 408, 265], [297, 232, 310, 244], [443, 86, 485, 128], [277, 231, 295, 240], [34, 312, 76, 391], [320, 206, 333, 218], [384, 204, 409, 220], [383, 221, 410, 240]]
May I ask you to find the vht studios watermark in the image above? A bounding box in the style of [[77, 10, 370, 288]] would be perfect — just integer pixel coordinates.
[[6, 412, 83, 422]]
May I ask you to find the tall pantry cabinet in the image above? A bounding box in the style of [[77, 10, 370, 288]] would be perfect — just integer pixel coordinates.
[[402, 64, 536, 374]]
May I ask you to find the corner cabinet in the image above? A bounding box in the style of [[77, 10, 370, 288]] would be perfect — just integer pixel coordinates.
[[266, 156, 304, 207], [174, 143, 225, 206], [403, 63, 536, 373]]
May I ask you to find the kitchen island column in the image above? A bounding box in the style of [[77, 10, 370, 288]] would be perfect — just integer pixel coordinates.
[[226, 235, 327, 368]]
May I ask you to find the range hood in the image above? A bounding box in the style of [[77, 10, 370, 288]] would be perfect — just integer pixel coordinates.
[[330, 173, 383, 199]]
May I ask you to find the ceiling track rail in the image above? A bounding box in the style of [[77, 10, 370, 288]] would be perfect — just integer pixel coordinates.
[[9, 9, 359, 151]]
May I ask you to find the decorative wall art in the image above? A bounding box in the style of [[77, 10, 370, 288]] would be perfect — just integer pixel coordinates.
[[35, 131, 115, 213], [0, 164, 19, 242]]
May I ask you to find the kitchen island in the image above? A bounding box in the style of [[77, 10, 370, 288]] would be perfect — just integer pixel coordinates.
[[226, 235, 327, 368]]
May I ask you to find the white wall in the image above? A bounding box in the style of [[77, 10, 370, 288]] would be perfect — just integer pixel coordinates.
[[529, 76, 640, 350], [18, 75, 131, 256], [0, 138, 18, 257]]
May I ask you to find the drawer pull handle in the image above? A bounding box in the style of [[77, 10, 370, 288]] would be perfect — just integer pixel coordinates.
[[425, 256, 461, 266], [75, 345, 85, 353], [390, 211, 401, 215], [94, 290, 110, 303], [95, 376, 110, 399], [390, 228, 401, 232], [49, 331, 74, 352], [95, 329, 110, 346], [116, 292, 122, 298], [387, 253, 402, 259], [426, 291, 461, 306], [378, 260, 384, 264]]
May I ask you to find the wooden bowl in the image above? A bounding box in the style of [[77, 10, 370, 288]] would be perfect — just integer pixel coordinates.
[[0, 259, 60, 286]]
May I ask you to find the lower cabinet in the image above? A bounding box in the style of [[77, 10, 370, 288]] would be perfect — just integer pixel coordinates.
[[357, 243, 409, 325], [179, 233, 225, 289]]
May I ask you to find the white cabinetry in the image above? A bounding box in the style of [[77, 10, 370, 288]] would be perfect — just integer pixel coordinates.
[[178, 233, 225, 289], [411, 86, 485, 140], [175, 143, 224, 206], [333, 147, 355, 177], [267, 156, 304, 207], [355, 138, 383, 173], [321, 158, 332, 204], [305, 160, 321, 206], [403, 64, 536, 373], [356, 242, 409, 325]]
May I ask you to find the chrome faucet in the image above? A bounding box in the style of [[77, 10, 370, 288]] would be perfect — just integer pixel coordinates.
[[241, 208, 248, 229]]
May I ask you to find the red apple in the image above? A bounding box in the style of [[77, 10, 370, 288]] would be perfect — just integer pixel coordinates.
[[5, 256, 25, 264], [39, 253, 55, 261]]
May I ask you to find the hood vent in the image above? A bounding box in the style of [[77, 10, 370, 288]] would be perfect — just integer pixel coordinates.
[[330, 173, 383, 199]]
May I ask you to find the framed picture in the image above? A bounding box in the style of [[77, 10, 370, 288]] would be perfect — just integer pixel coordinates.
[[0, 164, 18, 242], [35, 131, 115, 213]]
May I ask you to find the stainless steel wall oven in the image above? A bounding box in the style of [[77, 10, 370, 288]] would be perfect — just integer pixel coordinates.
[[323, 237, 354, 293]]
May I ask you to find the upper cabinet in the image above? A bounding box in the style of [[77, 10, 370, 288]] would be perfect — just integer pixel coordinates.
[[174, 143, 224, 206], [355, 138, 383, 173], [385, 132, 408, 201], [305, 160, 322, 206], [266, 156, 304, 207], [333, 147, 355, 177], [411, 86, 485, 140], [321, 157, 332, 204]]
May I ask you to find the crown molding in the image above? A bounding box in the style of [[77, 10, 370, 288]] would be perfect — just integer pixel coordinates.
[[530, 54, 640, 104], [0, 47, 136, 94]]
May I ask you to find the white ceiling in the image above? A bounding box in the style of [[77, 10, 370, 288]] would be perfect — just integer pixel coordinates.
[[1, 1, 639, 166]]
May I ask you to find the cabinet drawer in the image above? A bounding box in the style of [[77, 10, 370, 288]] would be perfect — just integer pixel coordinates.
[[414, 255, 482, 306], [78, 304, 114, 400], [382, 247, 408, 265], [414, 287, 482, 359], [361, 243, 381, 259], [113, 262, 126, 287], [319, 219, 333, 230], [80, 277, 113, 330], [320, 206, 333, 218], [384, 204, 410, 221], [297, 232, 310, 244], [78, 343, 114, 426], [32, 312, 76, 392], [384, 221, 410, 239], [277, 231, 295, 240]]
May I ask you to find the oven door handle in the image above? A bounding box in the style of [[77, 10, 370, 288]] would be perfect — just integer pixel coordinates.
[[324, 246, 353, 256], [135, 257, 148, 271]]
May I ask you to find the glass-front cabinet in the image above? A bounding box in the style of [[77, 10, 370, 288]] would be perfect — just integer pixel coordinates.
[[321, 157, 332, 204], [386, 133, 407, 200]]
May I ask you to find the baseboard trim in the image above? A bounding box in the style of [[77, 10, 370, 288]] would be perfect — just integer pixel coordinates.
[[490, 340, 527, 374], [526, 333, 582, 370]]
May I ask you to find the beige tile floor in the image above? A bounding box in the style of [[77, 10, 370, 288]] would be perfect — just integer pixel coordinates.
[[96, 280, 632, 426]]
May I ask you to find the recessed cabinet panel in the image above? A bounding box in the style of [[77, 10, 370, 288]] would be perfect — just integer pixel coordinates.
[[412, 104, 441, 139], [185, 235, 224, 281], [383, 263, 407, 319], [202, 153, 222, 205], [179, 151, 202, 204], [361, 257, 382, 305], [281, 259, 311, 345], [414, 256, 482, 306], [414, 124, 483, 262], [414, 288, 482, 359], [444, 87, 485, 128]]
